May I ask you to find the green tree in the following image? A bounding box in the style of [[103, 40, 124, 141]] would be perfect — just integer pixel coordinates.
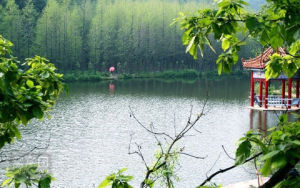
[[21, 0, 38, 58], [0, 0, 22, 58], [0, 34, 63, 187], [177, 0, 299, 78]]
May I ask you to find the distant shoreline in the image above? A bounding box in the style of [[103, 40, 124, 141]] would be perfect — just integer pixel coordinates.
[[62, 69, 250, 82]]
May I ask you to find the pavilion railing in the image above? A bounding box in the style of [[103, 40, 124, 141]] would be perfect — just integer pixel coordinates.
[[266, 95, 299, 107]]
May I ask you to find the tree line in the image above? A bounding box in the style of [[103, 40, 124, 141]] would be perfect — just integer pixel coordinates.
[[0, 0, 259, 74]]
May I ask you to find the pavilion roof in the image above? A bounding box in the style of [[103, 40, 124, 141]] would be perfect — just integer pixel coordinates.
[[242, 47, 287, 69]]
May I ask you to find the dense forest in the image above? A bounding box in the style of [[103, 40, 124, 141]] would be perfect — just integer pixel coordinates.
[[0, 0, 264, 74]]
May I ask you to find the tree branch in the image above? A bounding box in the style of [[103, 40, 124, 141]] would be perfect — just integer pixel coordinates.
[[200, 152, 262, 186]]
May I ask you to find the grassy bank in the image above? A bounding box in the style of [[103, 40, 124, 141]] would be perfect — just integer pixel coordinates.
[[63, 69, 249, 82]]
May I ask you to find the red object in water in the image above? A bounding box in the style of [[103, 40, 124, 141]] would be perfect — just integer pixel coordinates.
[[109, 83, 115, 93], [109, 66, 115, 72]]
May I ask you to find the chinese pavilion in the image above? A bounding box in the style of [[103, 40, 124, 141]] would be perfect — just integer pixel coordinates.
[[242, 47, 300, 110]]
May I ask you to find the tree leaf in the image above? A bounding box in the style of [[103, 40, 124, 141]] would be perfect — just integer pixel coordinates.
[[222, 39, 230, 51], [235, 140, 251, 165], [260, 159, 272, 176], [98, 179, 112, 188], [261, 150, 280, 161], [186, 36, 196, 53], [1, 178, 11, 187], [271, 154, 287, 170], [38, 175, 51, 188], [32, 106, 44, 119], [118, 168, 128, 174], [26, 80, 34, 88]]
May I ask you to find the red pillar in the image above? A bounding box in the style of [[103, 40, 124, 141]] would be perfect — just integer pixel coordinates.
[[288, 78, 292, 109], [296, 80, 299, 107], [250, 71, 254, 107], [259, 80, 263, 106], [264, 79, 268, 109]]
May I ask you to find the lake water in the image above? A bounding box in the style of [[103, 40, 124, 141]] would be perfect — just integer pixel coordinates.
[[0, 78, 281, 187]]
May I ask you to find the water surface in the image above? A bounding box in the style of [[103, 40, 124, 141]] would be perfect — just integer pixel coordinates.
[[0, 78, 281, 187]]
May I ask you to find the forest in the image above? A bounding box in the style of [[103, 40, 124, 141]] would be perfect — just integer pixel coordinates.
[[0, 0, 263, 75]]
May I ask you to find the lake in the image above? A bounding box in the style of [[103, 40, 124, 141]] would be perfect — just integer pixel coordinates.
[[0, 78, 281, 187]]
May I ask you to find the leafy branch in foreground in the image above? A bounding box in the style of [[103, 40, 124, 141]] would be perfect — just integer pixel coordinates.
[[0, 35, 64, 187], [200, 113, 300, 188], [98, 168, 133, 188], [176, 0, 300, 78], [0, 34, 64, 149], [1, 164, 54, 188]]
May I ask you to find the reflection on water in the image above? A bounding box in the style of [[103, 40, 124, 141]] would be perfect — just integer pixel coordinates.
[[0, 78, 284, 187], [109, 81, 115, 94], [249, 110, 296, 135], [69, 78, 249, 100]]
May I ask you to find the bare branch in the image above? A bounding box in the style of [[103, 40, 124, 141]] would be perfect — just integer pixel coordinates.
[[193, 127, 202, 134], [221, 145, 235, 160], [130, 98, 209, 188], [0, 127, 53, 164], [200, 152, 262, 186], [129, 106, 174, 140], [179, 152, 207, 159], [128, 135, 149, 170], [206, 152, 221, 178]]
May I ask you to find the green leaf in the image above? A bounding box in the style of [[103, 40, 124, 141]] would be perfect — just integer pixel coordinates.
[[260, 30, 269, 46], [15, 182, 21, 188], [118, 168, 128, 174], [279, 114, 288, 123], [260, 159, 272, 176], [222, 39, 230, 51], [186, 36, 196, 53], [289, 40, 300, 55], [32, 106, 44, 119], [217, 61, 222, 75], [245, 16, 261, 34], [204, 36, 216, 54], [41, 72, 50, 79], [98, 179, 112, 188], [38, 175, 52, 188], [26, 80, 34, 88], [1, 178, 11, 187], [290, 140, 300, 146], [235, 140, 251, 165], [10, 125, 21, 139], [261, 150, 280, 161], [271, 154, 287, 170]]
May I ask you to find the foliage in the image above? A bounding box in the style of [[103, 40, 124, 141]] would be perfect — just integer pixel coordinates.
[[0, 0, 259, 74], [63, 69, 248, 82], [1, 164, 54, 188], [149, 149, 180, 188], [235, 114, 300, 186], [0, 35, 63, 188], [0, 35, 64, 149], [177, 0, 300, 79], [98, 168, 133, 188]]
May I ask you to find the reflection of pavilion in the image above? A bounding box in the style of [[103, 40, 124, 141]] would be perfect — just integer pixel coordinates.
[[242, 47, 300, 111], [249, 110, 268, 135]]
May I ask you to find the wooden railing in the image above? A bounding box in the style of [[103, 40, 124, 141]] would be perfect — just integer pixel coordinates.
[[266, 95, 299, 107]]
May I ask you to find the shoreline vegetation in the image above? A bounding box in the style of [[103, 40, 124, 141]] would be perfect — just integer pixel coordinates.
[[62, 69, 250, 82]]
